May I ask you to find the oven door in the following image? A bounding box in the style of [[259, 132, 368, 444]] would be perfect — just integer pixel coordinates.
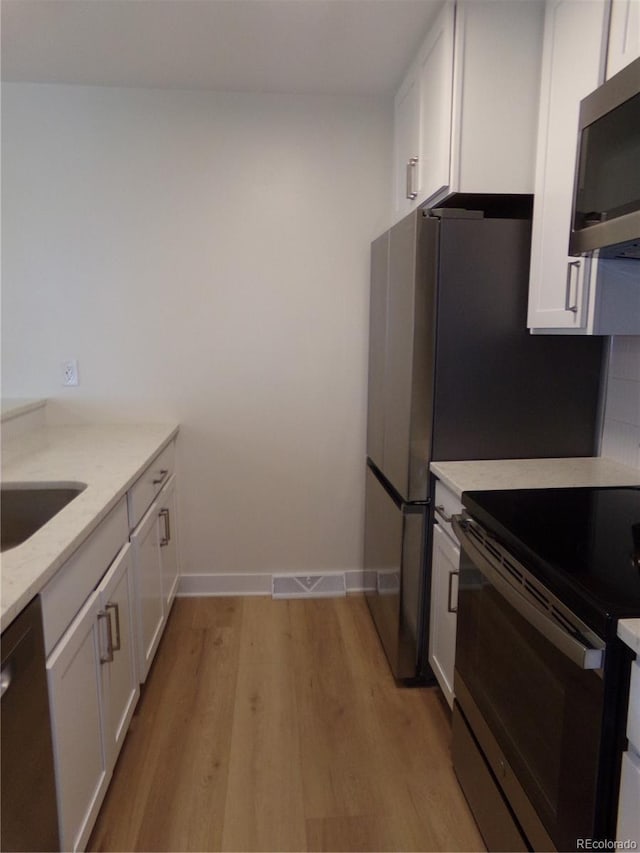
[[452, 515, 607, 853]]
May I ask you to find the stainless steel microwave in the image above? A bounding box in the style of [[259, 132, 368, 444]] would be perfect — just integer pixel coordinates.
[[570, 55, 640, 258]]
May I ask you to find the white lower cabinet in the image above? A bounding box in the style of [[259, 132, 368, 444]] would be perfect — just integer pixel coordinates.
[[617, 749, 640, 843], [47, 543, 138, 852], [97, 544, 139, 772], [159, 474, 179, 613], [129, 444, 180, 684], [47, 592, 107, 853], [41, 437, 179, 851], [429, 495, 461, 710], [617, 659, 640, 843], [131, 500, 164, 683], [429, 523, 460, 709]]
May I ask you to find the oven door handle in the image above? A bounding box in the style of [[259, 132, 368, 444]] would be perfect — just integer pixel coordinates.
[[452, 516, 604, 671]]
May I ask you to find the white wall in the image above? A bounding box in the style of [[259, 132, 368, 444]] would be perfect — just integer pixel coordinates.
[[601, 336, 640, 469], [1, 83, 392, 580]]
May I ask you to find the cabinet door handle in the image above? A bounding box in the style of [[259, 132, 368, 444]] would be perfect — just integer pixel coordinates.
[[406, 157, 419, 200], [98, 611, 114, 663], [106, 602, 121, 652], [565, 260, 581, 313], [0, 662, 13, 699], [159, 507, 171, 546], [447, 570, 459, 614], [153, 469, 169, 486], [435, 504, 455, 524]]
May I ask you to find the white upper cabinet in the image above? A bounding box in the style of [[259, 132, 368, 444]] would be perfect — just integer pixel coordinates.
[[392, 0, 544, 223], [415, 3, 455, 207], [393, 72, 421, 220], [527, 0, 609, 332], [607, 0, 640, 78], [527, 0, 640, 335]]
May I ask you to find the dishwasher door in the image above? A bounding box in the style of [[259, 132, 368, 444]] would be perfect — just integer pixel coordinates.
[[1, 596, 60, 852]]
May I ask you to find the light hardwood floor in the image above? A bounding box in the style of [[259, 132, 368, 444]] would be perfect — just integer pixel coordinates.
[[88, 596, 485, 852]]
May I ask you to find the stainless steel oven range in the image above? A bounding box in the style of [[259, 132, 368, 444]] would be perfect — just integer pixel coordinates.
[[452, 487, 640, 852]]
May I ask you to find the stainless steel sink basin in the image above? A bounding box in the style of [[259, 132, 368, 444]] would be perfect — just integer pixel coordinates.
[[1, 483, 87, 552]]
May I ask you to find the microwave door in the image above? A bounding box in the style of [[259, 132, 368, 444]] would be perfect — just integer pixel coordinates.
[[570, 56, 640, 255]]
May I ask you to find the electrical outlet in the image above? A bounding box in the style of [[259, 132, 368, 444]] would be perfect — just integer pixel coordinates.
[[62, 359, 79, 386]]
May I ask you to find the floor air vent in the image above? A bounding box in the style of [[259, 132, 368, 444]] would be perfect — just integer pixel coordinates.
[[272, 573, 346, 599]]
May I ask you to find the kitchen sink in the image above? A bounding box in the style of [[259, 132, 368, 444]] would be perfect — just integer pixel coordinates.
[[1, 483, 87, 552]]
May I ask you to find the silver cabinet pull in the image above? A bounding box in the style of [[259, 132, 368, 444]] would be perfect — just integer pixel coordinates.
[[106, 602, 121, 652], [565, 260, 581, 313], [406, 157, 419, 200], [159, 507, 171, 546], [447, 570, 459, 613], [435, 504, 454, 524], [98, 611, 114, 663], [152, 468, 169, 486], [0, 662, 13, 699]]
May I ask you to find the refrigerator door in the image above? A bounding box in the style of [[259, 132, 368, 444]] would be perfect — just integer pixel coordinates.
[[366, 230, 388, 471], [364, 464, 428, 680], [366, 211, 438, 502]]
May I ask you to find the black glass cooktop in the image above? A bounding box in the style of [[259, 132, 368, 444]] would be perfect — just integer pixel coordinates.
[[461, 486, 640, 639]]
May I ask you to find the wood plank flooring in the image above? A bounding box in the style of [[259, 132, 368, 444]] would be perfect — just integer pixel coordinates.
[[88, 596, 485, 852]]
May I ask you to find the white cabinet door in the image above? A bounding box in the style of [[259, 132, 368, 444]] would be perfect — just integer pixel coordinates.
[[617, 660, 640, 841], [607, 0, 640, 78], [391, 0, 542, 224], [617, 748, 640, 843], [158, 475, 180, 613], [417, 1, 455, 206], [428, 522, 460, 709], [97, 543, 139, 773], [131, 501, 164, 682], [393, 71, 420, 221], [527, 0, 609, 331], [47, 593, 109, 853]]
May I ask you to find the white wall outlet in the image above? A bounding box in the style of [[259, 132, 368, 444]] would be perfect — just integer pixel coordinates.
[[62, 359, 79, 386]]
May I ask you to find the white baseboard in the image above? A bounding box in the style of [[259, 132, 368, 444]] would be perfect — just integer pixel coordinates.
[[345, 569, 376, 593], [178, 573, 271, 596], [177, 569, 376, 598]]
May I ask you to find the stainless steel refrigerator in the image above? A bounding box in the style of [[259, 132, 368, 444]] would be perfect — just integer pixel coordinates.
[[364, 208, 605, 681]]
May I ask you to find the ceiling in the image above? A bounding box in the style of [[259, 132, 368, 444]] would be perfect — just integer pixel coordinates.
[[1, 0, 442, 96]]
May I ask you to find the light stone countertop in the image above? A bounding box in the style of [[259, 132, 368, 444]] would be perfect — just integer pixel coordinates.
[[430, 456, 640, 499], [618, 620, 640, 656], [1, 422, 179, 631]]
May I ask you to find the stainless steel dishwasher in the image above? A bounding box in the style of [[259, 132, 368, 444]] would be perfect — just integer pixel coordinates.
[[1, 596, 60, 852]]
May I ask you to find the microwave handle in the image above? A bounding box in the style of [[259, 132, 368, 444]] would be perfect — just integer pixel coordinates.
[[452, 516, 603, 671]]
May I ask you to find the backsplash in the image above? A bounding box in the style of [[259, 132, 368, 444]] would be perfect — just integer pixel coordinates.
[[600, 336, 640, 469]]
